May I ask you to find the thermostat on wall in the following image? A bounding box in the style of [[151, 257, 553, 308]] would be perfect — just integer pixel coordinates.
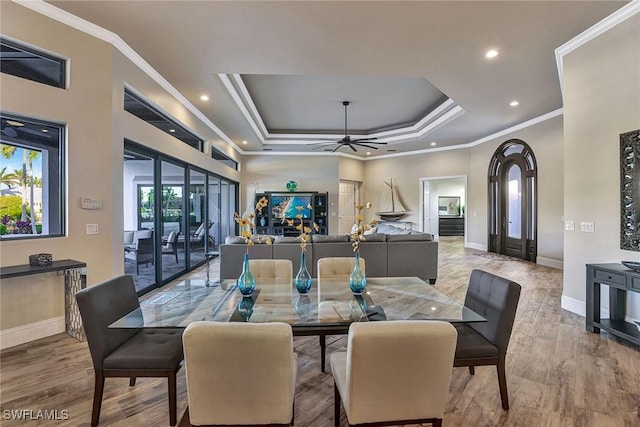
[[81, 197, 102, 210]]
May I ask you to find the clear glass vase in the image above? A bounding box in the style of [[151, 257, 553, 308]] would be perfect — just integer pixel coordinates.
[[349, 251, 366, 295], [237, 253, 256, 296], [295, 251, 313, 294]]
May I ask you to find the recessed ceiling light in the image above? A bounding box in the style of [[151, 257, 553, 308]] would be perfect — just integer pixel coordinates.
[[169, 129, 176, 133], [242, 140, 248, 145], [485, 49, 499, 59], [366, 151, 371, 155], [6, 120, 24, 127], [200, 95, 209, 101], [430, 142, 437, 146], [41, 129, 48, 133], [509, 100, 520, 107]]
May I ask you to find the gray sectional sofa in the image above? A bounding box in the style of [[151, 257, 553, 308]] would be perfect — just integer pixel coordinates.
[[219, 230, 438, 284]]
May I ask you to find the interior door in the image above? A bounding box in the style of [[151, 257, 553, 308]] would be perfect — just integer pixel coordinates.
[[339, 181, 356, 234], [500, 162, 526, 259]]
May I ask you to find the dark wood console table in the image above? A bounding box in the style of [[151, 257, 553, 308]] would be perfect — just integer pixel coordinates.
[[586, 263, 640, 346], [1, 259, 87, 341]]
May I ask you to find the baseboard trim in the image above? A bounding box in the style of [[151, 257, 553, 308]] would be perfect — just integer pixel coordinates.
[[0, 316, 65, 350], [465, 242, 487, 251], [561, 295, 586, 317], [537, 256, 563, 270]]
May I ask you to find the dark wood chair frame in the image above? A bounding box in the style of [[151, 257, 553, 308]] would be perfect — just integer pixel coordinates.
[[93, 366, 181, 426]]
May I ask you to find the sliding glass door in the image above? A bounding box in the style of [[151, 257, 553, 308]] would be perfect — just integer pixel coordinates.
[[161, 160, 186, 283], [124, 140, 238, 295]]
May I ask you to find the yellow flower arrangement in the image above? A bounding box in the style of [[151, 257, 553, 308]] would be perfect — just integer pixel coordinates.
[[350, 202, 377, 252], [233, 196, 272, 252], [283, 204, 319, 251]]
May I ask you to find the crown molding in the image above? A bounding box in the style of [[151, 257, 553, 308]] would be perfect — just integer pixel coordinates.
[[243, 150, 362, 161], [555, 0, 640, 95], [13, 0, 240, 153]]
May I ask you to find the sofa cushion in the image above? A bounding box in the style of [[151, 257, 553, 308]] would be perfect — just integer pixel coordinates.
[[312, 234, 349, 243], [124, 230, 135, 245], [225, 236, 247, 244], [358, 233, 386, 242], [274, 236, 301, 244], [386, 233, 432, 242]]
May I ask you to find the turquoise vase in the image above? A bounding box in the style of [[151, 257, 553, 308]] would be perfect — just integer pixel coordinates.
[[295, 252, 313, 294], [237, 253, 256, 296], [349, 251, 366, 295]]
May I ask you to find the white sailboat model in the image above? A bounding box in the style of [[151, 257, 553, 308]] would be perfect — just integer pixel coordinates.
[[375, 179, 410, 221]]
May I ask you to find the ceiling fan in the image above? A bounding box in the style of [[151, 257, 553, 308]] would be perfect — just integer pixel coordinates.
[[312, 101, 387, 152]]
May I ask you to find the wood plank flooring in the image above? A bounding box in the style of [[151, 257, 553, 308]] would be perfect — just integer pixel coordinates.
[[1, 237, 639, 426]]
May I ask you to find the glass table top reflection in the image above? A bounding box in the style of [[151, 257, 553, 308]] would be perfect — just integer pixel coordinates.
[[109, 277, 485, 330]]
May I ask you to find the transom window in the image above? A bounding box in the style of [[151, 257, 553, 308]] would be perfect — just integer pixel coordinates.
[[0, 37, 66, 89]]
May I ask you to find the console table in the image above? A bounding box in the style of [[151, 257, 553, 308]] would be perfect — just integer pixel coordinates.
[[0, 259, 87, 341], [586, 263, 640, 346]]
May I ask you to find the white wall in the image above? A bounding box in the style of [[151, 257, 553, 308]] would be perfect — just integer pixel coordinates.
[[562, 13, 640, 318]]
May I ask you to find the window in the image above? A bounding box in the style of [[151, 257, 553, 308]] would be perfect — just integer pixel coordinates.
[[124, 88, 203, 151], [0, 113, 65, 238], [211, 146, 238, 170], [0, 38, 66, 88]]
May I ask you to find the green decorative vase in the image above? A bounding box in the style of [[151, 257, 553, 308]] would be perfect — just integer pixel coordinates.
[[349, 251, 366, 295], [237, 253, 255, 296]]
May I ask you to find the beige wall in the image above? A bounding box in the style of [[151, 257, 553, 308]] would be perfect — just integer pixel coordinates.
[[562, 14, 640, 317], [241, 155, 341, 233], [364, 115, 564, 265], [0, 3, 238, 341]]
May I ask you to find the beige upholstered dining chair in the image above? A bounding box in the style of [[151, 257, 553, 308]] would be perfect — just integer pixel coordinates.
[[330, 321, 457, 427], [181, 321, 297, 426], [317, 256, 366, 279], [249, 259, 293, 280], [315, 256, 367, 372]]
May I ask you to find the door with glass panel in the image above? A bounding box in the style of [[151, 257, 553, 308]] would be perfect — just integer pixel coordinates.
[[160, 160, 186, 282], [123, 147, 157, 294], [488, 140, 537, 262], [188, 169, 207, 267]]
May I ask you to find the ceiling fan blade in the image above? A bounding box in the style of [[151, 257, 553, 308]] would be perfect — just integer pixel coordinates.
[[349, 144, 357, 152], [350, 137, 378, 142], [353, 143, 380, 150], [332, 145, 342, 153]]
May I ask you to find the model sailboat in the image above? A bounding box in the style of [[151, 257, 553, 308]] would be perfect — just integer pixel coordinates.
[[375, 179, 410, 221]]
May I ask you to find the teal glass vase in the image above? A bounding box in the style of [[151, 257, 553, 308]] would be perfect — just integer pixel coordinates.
[[237, 253, 255, 296], [349, 251, 366, 295], [295, 252, 313, 294]]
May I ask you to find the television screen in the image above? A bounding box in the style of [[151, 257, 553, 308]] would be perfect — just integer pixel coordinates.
[[271, 194, 312, 219]]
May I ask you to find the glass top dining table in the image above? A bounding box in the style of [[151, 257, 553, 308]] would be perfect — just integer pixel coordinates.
[[110, 277, 486, 332]]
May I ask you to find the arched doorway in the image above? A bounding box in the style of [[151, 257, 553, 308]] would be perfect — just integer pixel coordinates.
[[488, 139, 537, 261]]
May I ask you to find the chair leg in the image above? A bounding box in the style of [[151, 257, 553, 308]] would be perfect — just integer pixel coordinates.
[[319, 335, 326, 372], [136, 263, 140, 275], [497, 358, 509, 410], [469, 365, 475, 375], [433, 419, 443, 427], [334, 382, 341, 427], [91, 370, 105, 427], [129, 377, 136, 386], [168, 372, 177, 426]]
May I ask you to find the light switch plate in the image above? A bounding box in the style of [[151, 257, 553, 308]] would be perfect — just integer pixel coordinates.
[[85, 224, 99, 235], [580, 221, 595, 232], [565, 220, 575, 231]]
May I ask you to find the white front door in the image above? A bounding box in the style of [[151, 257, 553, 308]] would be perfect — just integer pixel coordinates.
[[338, 181, 356, 234]]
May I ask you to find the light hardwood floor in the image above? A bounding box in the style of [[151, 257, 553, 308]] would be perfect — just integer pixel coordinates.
[[1, 237, 639, 426]]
